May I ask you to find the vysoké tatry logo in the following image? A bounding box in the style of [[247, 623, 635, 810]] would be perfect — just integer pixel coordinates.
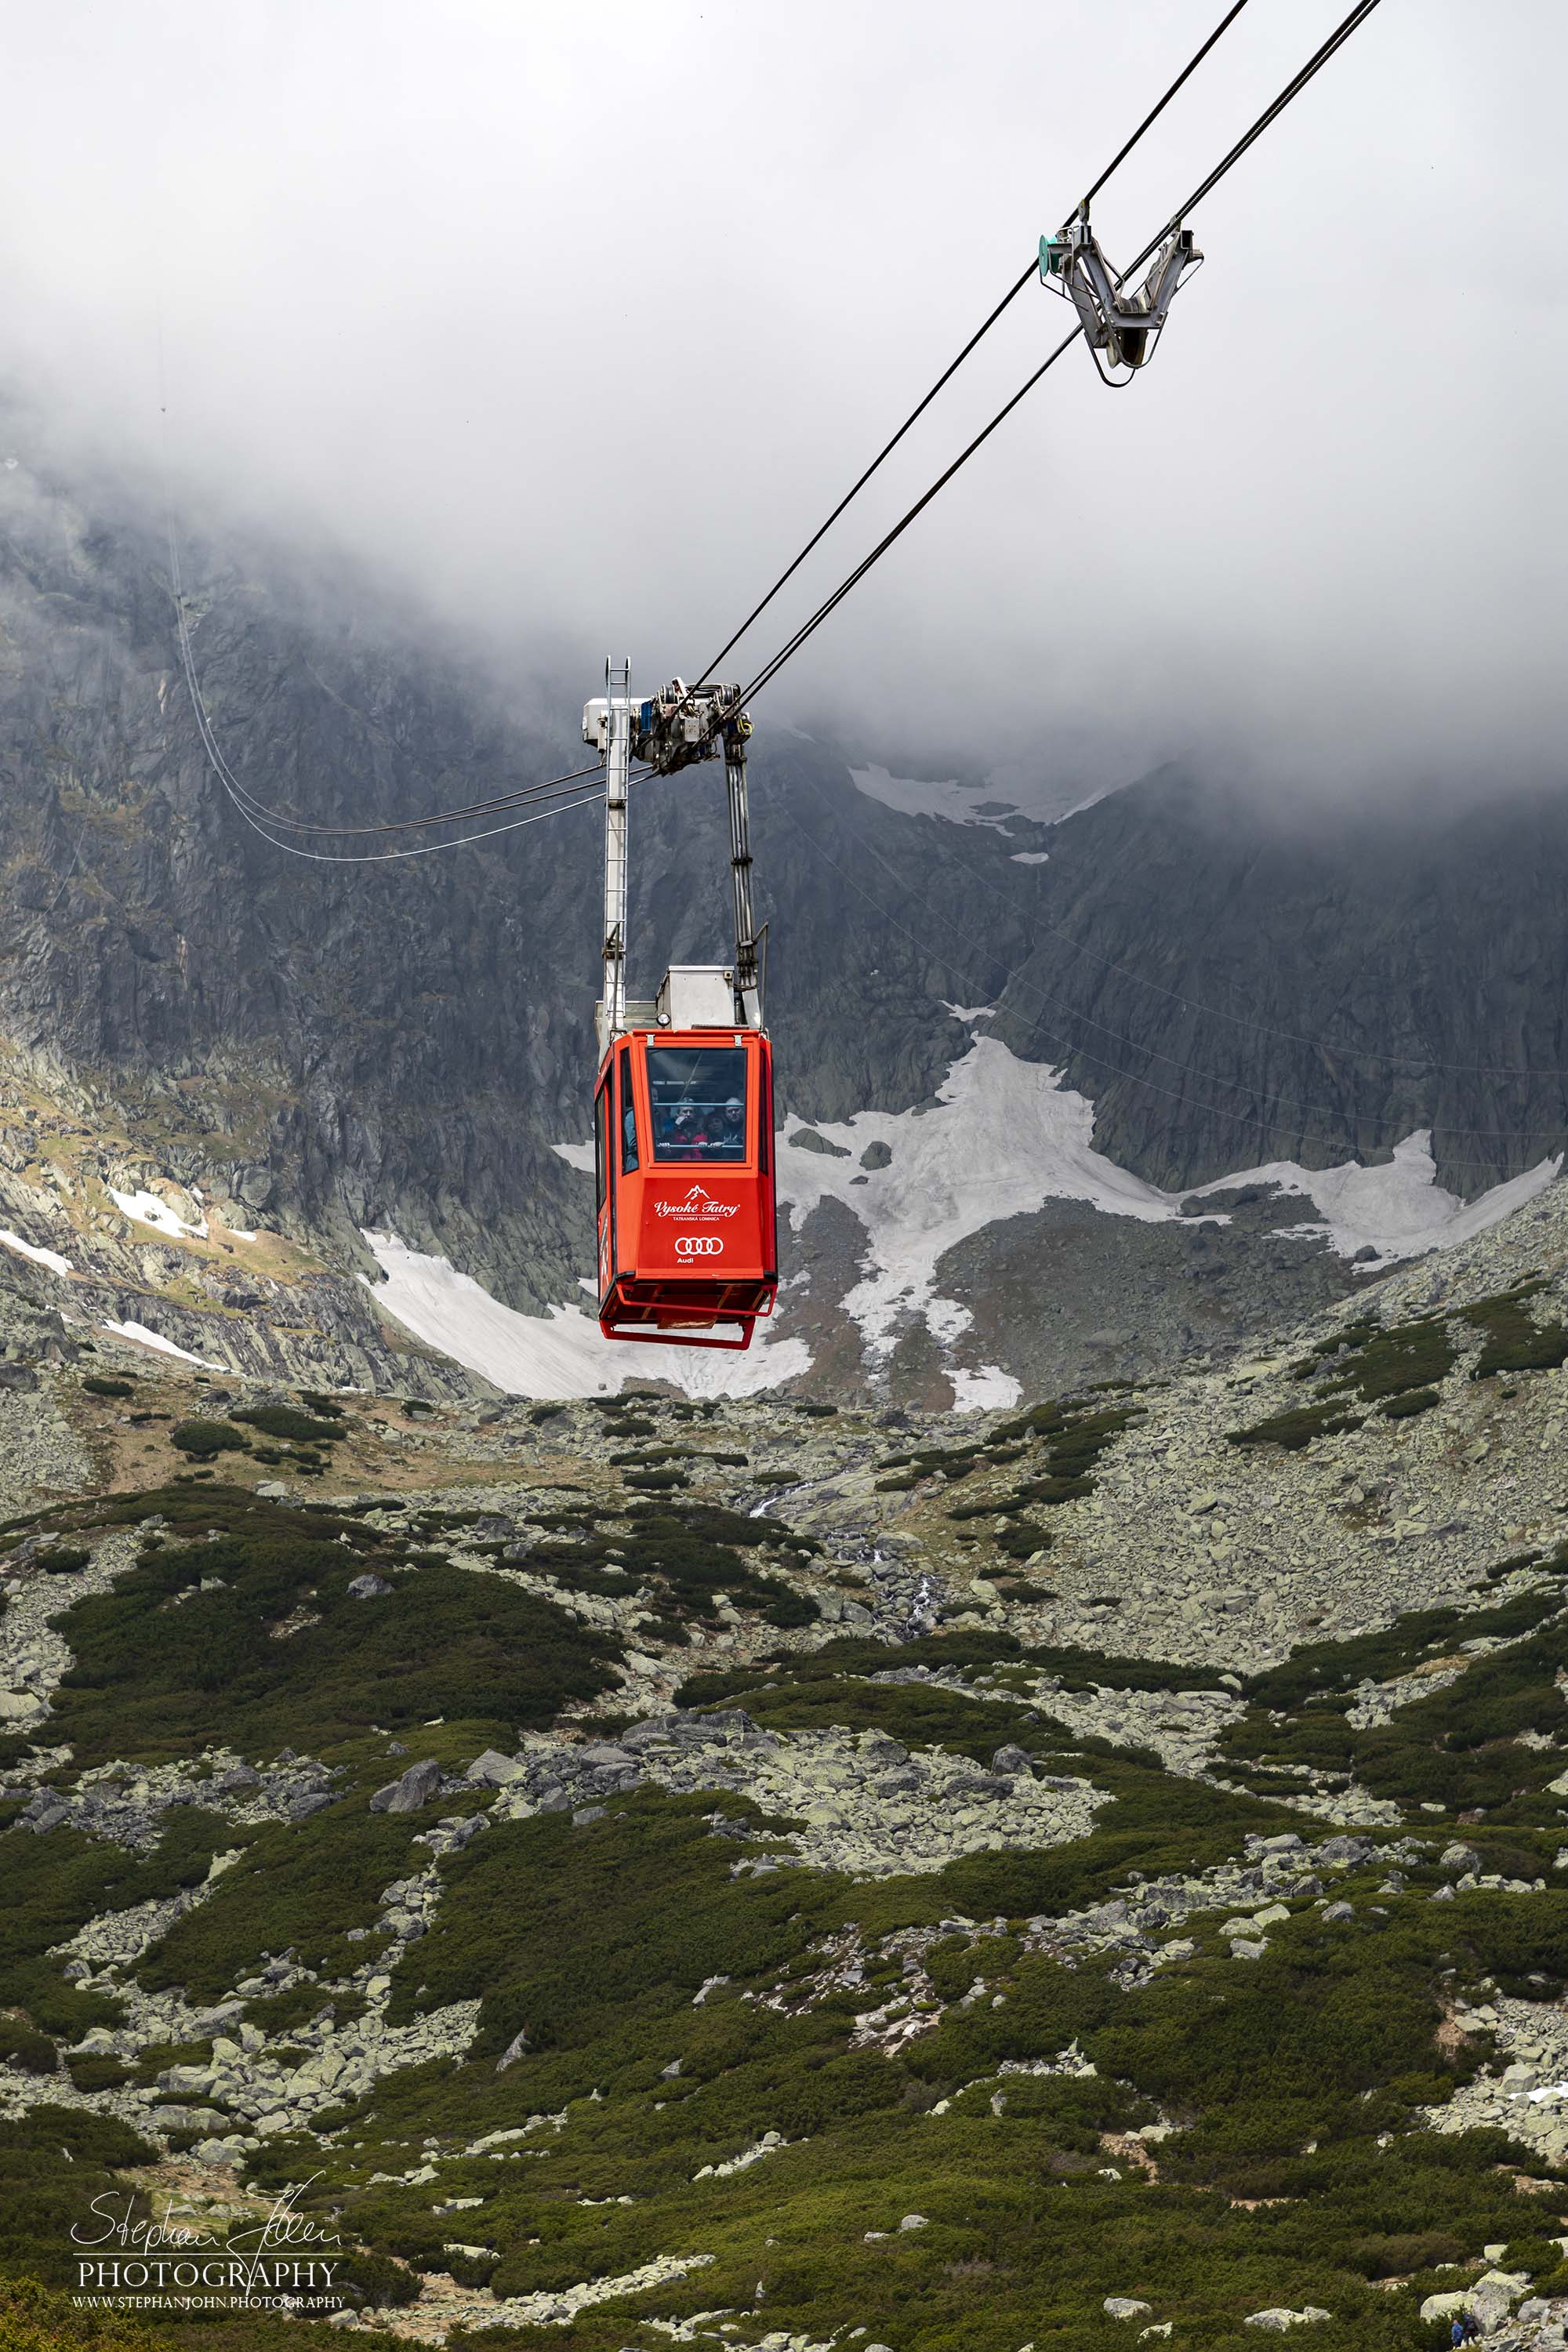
[[654, 1183, 737, 1221]]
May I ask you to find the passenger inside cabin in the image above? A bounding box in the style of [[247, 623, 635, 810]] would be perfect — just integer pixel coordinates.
[[647, 1045, 748, 1162]]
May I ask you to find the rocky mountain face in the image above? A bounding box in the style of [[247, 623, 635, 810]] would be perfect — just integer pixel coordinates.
[[0, 457, 1014, 1317], [985, 768, 1568, 1192], [3, 450, 1567, 1410], [7, 1131, 1568, 2350]]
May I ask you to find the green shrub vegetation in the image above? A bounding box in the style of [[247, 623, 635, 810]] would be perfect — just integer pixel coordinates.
[[1221, 1589, 1568, 1824], [0, 1806, 239, 2022], [1318, 1316, 1457, 1403], [81, 1376, 135, 1399], [168, 1420, 251, 1461], [1228, 1401, 1364, 1451], [521, 1501, 815, 1637], [233, 1405, 344, 1445], [32, 1496, 622, 1765], [12, 1468, 1568, 2350], [138, 1803, 425, 2000], [1381, 1386, 1440, 1418], [1462, 1281, 1568, 1378]]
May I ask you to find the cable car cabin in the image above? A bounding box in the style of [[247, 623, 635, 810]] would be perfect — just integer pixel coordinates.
[[593, 1020, 778, 1351]]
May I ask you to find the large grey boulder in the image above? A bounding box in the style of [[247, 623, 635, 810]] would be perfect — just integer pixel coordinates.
[[288, 1791, 336, 1823], [20, 1791, 69, 1834], [368, 1759, 443, 1814], [573, 1743, 640, 1772]]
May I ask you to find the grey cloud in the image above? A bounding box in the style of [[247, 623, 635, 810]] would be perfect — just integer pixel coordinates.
[[0, 0, 1562, 796]]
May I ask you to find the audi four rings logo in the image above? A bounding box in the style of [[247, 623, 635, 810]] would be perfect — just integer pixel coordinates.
[[675, 1234, 724, 1258]]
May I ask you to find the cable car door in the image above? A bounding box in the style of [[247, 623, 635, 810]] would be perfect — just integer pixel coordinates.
[[594, 1071, 612, 1305]]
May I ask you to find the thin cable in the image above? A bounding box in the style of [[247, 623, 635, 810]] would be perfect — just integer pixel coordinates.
[[1124, 0, 1381, 285], [169, 543, 614, 862], [688, 263, 1036, 692], [223, 759, 608, 834], [1074, 0, 1254, 213], [167, 524, 618, 835], [689, 0, 1258, 694], [227, 784, 608, 865], [736, 0, 1385, 713], [773, 793, 1568, 1176], [739, 324, 1083, 707]]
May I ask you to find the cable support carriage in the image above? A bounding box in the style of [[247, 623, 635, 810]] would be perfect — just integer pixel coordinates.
[[583, 670, 778, 1352], [1040, 208, 1202, 385]]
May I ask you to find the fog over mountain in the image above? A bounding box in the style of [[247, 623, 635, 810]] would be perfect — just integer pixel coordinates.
[[2, 0, 1565, 792]]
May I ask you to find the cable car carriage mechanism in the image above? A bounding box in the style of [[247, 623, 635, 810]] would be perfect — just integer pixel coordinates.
[[1039, 204, 1202, 385], [582, 666, 778, 1351]]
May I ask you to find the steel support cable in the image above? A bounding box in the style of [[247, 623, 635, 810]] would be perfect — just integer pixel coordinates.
[[787, 775, 1568, 1148], [172, 572, 616, 862], [772, 793, 1568, 1177], [687, 0, 1256, 695], [226, 785, 609, 865], [756, 3, 1559, 1088], [167, 528, 619, 836], [734, 0, 1385, 715], [737, 324, 1083, 710], [750, 2, 1563, 1096], [1116, 0, 1381, 289], [1073, 0, 1254, 215]]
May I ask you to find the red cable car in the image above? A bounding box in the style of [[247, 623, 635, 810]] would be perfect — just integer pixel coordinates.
[[594, 993, 778, 1350], [583, 669, 779, 1352]]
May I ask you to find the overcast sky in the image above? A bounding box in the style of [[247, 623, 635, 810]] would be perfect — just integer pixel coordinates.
[[2, 0, 1563, 795]]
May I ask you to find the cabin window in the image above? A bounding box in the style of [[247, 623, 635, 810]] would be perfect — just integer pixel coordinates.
[[594, 1080, 608, 1211], [646, 1046, 747, 1162], [619, 1050, 639, 1174]]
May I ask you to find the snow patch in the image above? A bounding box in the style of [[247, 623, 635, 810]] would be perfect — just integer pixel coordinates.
[[100, 1321, 225, 1369], [1011, 851, 1051, 865], [775, 1040, 1561, 1374], [849, 764, 1017, 830], [774, 1036, 1176, 1367], [110, 1188, 208, 1240], [1192, 1131, 1562, 1267], [0, 1229, 74, 1277], [950, 1363, 1023, 1410], [942, 1002, 996, 1025], [384, 1049, 1553, 1406], [361, 1230, 811, 1401]]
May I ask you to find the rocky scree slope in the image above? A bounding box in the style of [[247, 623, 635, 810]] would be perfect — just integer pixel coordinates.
[[5, 1181, 1568, 2347]]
